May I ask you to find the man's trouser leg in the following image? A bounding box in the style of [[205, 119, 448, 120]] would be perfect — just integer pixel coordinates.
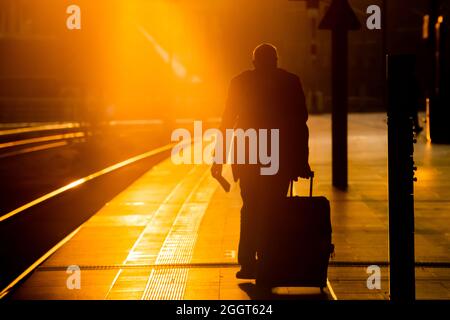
[[256, 176, 290, 263], [238, 172, 290, 269], [238, 173, 259, 270]]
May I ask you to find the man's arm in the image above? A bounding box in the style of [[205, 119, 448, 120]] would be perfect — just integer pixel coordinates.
[[211, 78, 239, 177], [220, 78, 239, 140], [292, 76, 312, 179], [293, 76, 308, 124]]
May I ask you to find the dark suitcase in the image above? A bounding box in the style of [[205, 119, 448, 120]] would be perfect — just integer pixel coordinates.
[[256, 173, 334, 289]]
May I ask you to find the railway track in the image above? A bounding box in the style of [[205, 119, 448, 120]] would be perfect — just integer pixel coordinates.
[[0, 142, 175, 294]]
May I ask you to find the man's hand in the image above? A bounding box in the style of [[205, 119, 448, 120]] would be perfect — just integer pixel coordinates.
[[293, 163, 313, 181], [211, 163, 223, 178]]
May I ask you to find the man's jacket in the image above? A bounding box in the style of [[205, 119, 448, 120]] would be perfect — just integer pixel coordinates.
[[220, 67, 309, 180]]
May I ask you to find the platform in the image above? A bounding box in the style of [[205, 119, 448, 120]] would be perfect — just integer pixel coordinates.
[[9, 114, 450, 300]]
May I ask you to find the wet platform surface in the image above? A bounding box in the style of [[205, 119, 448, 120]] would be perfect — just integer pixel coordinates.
[[10, 114, 450, 300]]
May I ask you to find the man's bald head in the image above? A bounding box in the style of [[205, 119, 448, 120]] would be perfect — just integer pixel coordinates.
[[252, 43, 278, 70]]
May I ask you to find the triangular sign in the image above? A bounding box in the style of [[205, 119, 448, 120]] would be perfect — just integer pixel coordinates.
[[319, 0, 361, 30]]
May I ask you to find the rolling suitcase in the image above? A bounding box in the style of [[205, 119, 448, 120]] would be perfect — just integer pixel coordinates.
[[256, 173, 334, 289]]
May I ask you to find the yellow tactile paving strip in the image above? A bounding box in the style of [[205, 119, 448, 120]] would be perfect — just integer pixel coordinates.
[[105, 165, 208, 300], [142, 168, 217, 300], [104, 164, 219, 300]]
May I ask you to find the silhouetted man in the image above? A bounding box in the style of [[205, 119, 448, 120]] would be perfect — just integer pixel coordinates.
[[211, 43, 311, 279]]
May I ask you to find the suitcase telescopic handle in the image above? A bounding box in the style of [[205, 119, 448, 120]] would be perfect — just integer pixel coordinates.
[[289, 171, 314, 197]]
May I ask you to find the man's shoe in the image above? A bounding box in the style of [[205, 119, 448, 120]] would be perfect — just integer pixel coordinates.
[[236, 268, 256, 279]]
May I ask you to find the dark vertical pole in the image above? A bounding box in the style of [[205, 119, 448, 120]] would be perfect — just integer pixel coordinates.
[[319, 0, 360, 190], [331, 30, 348, 189], [387, 55, 416, 302]]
